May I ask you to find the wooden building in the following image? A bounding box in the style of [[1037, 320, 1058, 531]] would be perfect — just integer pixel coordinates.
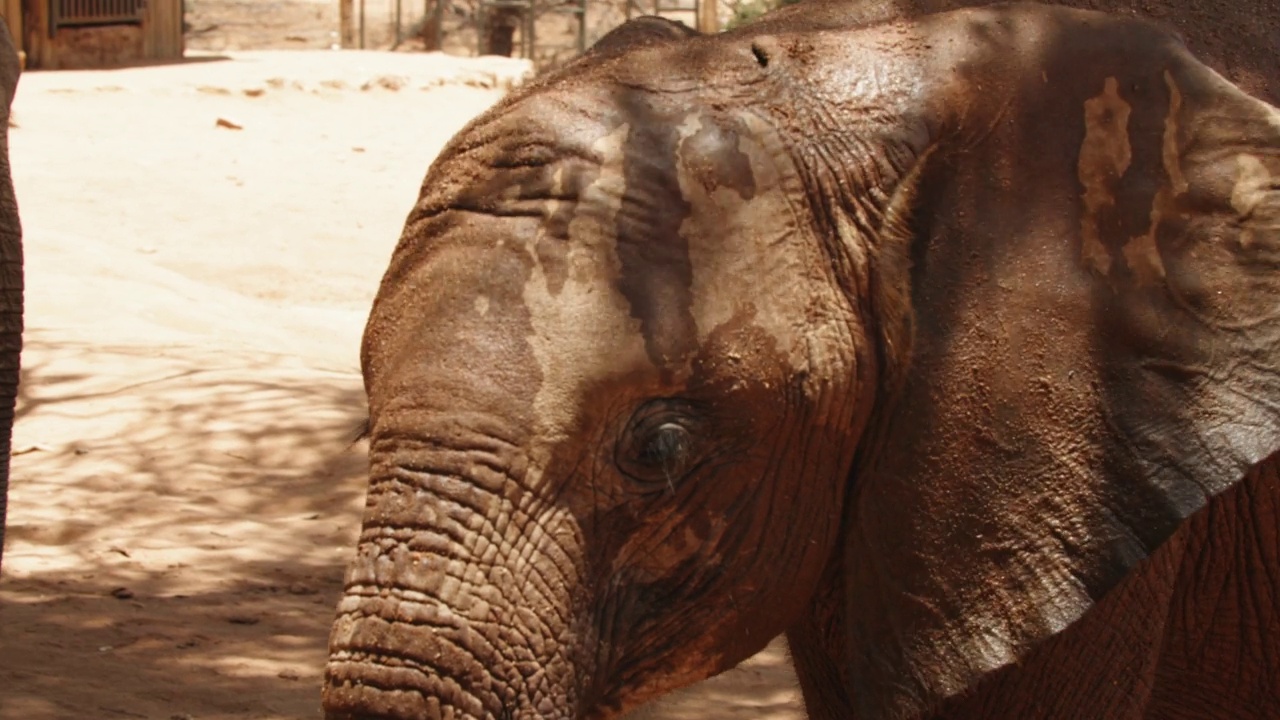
[[1, 0, 183, 69]]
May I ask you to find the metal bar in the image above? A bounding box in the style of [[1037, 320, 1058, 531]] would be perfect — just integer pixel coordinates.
[[394, 0, 402, 48], [51, 0, 146, 33], [523, 0, 532, 59], [432, 0, 443, 51], [577, 0, 585, 53], [56, 15, 143, 22]]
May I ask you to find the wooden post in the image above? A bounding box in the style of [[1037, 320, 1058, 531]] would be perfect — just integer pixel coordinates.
[[696, 0, 717, 34], [1, 0, 21, 56], [339, 0, 355, 47]]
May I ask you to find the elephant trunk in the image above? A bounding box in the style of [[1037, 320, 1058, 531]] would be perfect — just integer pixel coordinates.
[[323, 416, 588, 720]]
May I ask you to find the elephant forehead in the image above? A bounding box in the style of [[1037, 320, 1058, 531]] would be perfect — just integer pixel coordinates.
[[675, 110, 839, 361], [521, 122, 650, 443], [512, 106, 852, 441]]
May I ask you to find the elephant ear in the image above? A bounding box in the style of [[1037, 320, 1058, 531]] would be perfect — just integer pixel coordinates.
[[842, 8, 1280, 719]]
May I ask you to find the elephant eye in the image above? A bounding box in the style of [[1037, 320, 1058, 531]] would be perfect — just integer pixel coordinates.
[[616, 400, 704, 491], [639, 423, 692, 477]]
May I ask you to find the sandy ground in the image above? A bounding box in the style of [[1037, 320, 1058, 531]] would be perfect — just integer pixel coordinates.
[[0, 50, 802, 720]]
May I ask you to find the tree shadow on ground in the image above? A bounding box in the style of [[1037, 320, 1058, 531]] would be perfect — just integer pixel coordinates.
[[625, 637, 803, 719], [1, 338, 372, 719]]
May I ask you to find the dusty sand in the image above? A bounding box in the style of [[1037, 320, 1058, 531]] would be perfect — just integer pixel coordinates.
[[0, 49, 802, 719]]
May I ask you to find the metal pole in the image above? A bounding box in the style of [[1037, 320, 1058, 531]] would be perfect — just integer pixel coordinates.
[[443, 0, 449, 51], [577, 0, 585, 53], [524, 1, 533, 59], [359, 0, 366, 48], [391, 0, 401, 47], [433, 0, 444, 51]]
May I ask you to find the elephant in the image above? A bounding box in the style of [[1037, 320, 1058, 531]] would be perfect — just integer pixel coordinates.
[[322, 3, 1280, 720], [0, 18, 22, 578]]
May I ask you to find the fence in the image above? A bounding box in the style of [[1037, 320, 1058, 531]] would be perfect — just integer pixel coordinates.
[[349, 0, 768, 66]]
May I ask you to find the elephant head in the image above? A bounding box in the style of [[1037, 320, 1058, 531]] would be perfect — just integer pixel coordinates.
[[323, 6, 1280, 720]]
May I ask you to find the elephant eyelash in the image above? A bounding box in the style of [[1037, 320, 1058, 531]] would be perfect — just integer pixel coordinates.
[[348, 416, 371, 445]]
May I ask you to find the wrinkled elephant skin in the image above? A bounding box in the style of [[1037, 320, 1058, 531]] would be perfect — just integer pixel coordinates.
[[324, 6, 1280, 720]]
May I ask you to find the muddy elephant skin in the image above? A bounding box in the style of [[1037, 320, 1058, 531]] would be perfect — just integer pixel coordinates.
[[324, 6, 1280, 720]]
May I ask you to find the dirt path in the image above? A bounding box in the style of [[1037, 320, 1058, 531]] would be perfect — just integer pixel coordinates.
[[0, 50, 802, 720]]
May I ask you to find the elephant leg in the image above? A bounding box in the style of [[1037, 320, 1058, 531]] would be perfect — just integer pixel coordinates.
[[1144, 459, 1280, 718], [916, 464, 1278, 720], [0, 18, 21, 577]]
